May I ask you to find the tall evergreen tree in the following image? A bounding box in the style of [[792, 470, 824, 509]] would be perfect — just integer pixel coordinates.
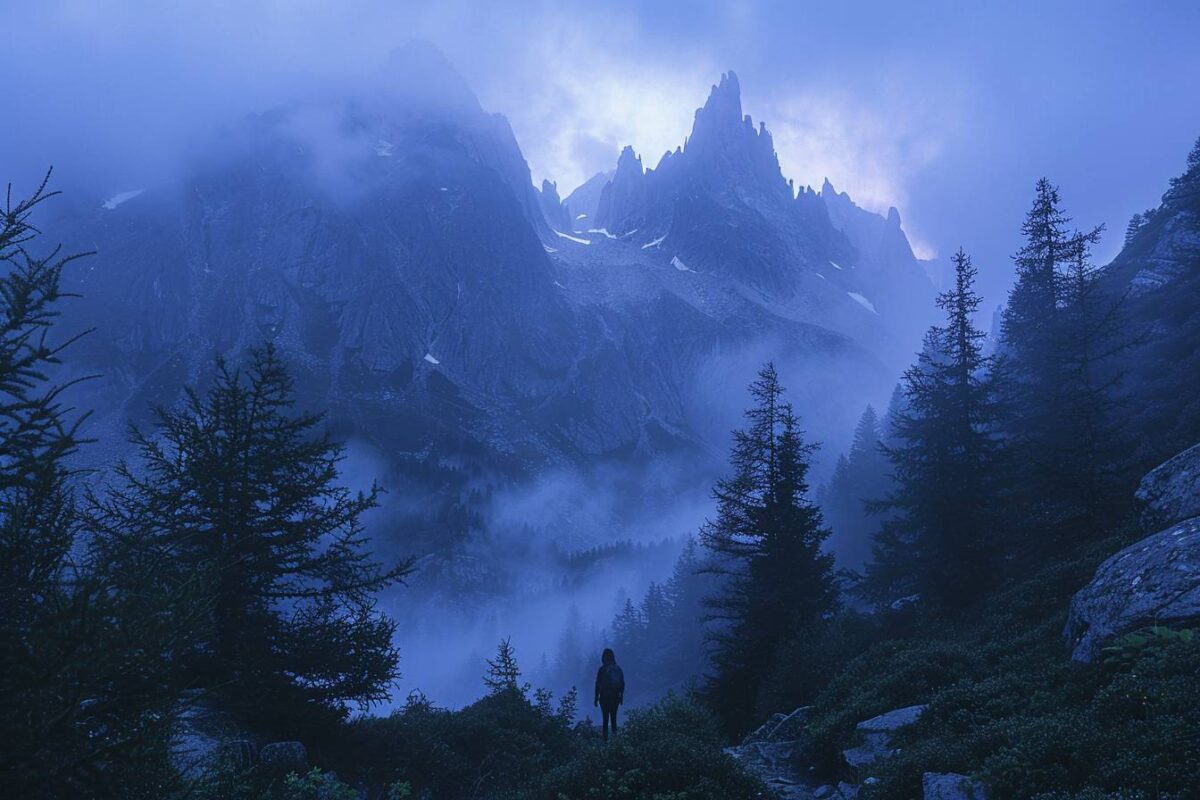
[[1000, 179, 1074, 473], [999, 178, 1119, 549], [869, 249, 1003, 606], [88, 345, 412, 732], [0, 174, 188, 799], [1123, 212, 1145, 247], [659, 538, 710, 683], [1054, 231, 1136, 532], [1000, 182, 1086, 534], [612, 597, 643, 655], [824, 405, 889, 570], [699, 364, 835, 734]]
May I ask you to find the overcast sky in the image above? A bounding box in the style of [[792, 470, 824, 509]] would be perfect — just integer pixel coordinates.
[[5, 0, 1199, 305]]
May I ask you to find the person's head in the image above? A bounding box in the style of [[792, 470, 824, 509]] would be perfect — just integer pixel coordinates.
[[601, 648, 615, 665]]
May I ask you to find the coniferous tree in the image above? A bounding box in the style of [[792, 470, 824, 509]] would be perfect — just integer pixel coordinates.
[[999, 178, 1132, 550], [0, 174, 188, 799], [1054, 231, 1137, 532], [699, 364, 835, 734], [824, 405, 890, 570], [484, 638, 525, 695], [587, 538, 712, 708], [88, 345, 412, 732], [640, 582, 670, 642], [612, 597, 643, 655], [659, 538, 710, 683], [999, 179, 1102, 546], [1124, 213, 1145, 247], [869, 249, 1003, 606], [1169, 135, 1200, 189]]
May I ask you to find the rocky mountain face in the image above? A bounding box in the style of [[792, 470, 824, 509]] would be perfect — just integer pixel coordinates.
[[586, 71, 934, 367], [562, 169, 613, 231], [1066, 440, 1200, 663], [536, 179, 572, 233], [1102, 141, 1200, 466], [48, 47, 935, 564]]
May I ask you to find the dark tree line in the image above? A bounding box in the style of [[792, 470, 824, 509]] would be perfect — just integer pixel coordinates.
[[0, 176, 410, 799], [861, 178, 1135, 606], [820, 404, 890, 571], [691, 171, 1148, 735]]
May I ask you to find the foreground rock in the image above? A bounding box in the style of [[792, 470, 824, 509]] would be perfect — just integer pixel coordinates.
[[923, 772, 987, 800], [725, 707, 821, 799], [170, 692, 244, 779], [1065, 517, 1200, 662], [842, 704, 927, 768], [1135, 442, 1200, 532]]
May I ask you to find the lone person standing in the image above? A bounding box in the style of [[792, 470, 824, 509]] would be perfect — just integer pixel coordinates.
[[593, 648, 625, 741]]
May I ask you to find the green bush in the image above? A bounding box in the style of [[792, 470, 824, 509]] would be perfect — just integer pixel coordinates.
[[329, 687, 579, 798], [804, 529, 1200, 800], [536, 695, 765, 800]]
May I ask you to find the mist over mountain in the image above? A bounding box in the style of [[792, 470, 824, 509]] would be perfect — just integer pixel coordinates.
[[33, 42, 939, 704]]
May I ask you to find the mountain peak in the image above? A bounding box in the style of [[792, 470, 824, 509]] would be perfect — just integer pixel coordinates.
[[616, 145, 644, 176], [696, 71, 745, 129], [383, 40, 482, 115]]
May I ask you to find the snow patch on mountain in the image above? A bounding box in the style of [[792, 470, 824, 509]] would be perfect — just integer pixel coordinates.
[[671, 256, 694, 273], [423, 353, 441, 365], [101, 190, 144, 210], [555, 231, 592, 245], [847, 292, 878, 314], [642, 235, 667, 250]]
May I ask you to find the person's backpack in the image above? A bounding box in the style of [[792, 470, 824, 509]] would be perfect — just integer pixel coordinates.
[[600, 664, 624, 697]]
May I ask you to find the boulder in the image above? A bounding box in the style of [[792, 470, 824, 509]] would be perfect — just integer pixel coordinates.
[[922, 772, 987, 800], [218, 739, 258, 770], [744, 706, 811, 744], [842, 704, 927, 768], [725, 707, 815, 797], [1135, 442, 1200, 532], [836, 781, 860, 799], [744, 711, 789, 744], [1065, 518, 1200, 662], [259, 741, 308, 776], [170, 692, 245, 780]]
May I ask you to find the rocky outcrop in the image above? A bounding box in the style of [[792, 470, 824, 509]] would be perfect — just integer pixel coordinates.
[[1065, 517, 1200, 662], [1108, 142, 1200, 298], [923, 772, 987, 800], [593, 146, 647, 236], [562, 170, 613, 231], [1100, 138, 1200, 460], [1135, 441, 1200, 532], [842, 704, 927, 768], [1066, 440, 1200, 662], [537, 179, 572, 232], [725, 706, 816, 798]]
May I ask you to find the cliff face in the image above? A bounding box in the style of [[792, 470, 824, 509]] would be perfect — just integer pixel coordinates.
[[1101, 139, 1200, 464]]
